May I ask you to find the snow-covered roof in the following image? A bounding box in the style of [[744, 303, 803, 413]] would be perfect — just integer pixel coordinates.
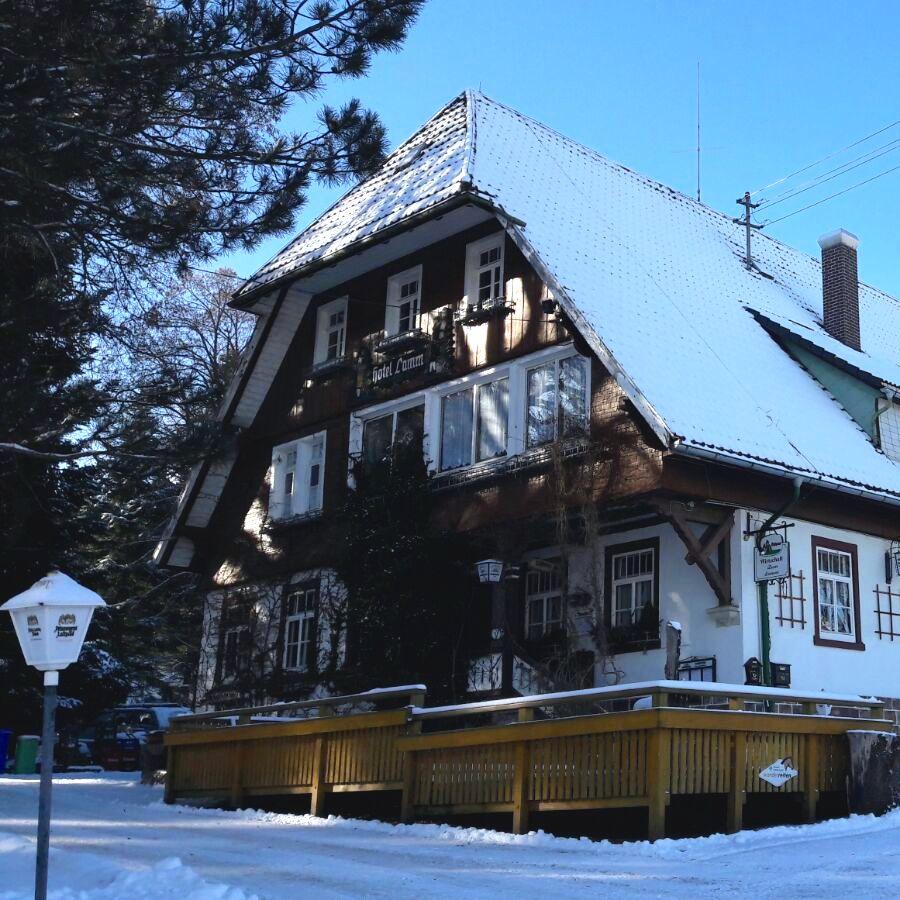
[[241, 90, 900, 501]]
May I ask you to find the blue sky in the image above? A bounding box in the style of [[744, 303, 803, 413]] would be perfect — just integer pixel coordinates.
[[221, 0, 900, 297]]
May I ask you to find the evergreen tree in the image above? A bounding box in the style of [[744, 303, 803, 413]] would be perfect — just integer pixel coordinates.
[[0, 0, 421, 730]]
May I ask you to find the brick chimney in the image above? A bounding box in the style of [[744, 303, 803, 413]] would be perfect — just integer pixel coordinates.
[[817, 229, 861, 351]]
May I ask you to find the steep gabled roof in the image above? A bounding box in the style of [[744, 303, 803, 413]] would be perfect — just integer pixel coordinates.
[[238, 90, 900, 501]]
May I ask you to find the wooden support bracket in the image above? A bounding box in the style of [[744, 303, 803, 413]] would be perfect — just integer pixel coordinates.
[[656, 503, 734, 607]]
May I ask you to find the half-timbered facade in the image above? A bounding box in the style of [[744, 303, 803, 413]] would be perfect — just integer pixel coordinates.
[[157, 92, 900, 722]]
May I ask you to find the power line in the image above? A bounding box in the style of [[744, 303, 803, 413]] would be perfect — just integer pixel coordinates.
[[762, 160, 900, 226], [748, 117, 900, 198], [756, 135, 900, 211]]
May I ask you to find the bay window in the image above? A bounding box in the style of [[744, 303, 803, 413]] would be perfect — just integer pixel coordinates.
[[347, 345, 589, 482], [269, 432, 326, 520]]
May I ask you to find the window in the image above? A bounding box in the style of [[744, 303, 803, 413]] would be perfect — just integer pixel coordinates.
[[347, 345, 590, 483], [221, 598, 253, 680], [878, 401, 900, 463], [386, 266, 422, 336], [465, 234, 504, 308], [270, 432, 326, 520], [526, 355, 588, 448], [611, 546, 655, 627], [362, 404, 424, 468], [525, 561, 563, 641], [812, 537, 863, 649], [283, 584, 317, 672], [439, 377, 509, 471], [604, 538, 660, 650], [314, 296, 347, 364]]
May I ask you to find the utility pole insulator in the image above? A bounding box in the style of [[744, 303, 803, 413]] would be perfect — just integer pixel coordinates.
[[733, 191, 764, 270]]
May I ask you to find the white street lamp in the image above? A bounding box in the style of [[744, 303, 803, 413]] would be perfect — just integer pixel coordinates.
[[2, 571, 105, 900]]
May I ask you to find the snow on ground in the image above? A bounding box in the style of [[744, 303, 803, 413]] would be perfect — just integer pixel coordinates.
[[3, 775, 900, 898]]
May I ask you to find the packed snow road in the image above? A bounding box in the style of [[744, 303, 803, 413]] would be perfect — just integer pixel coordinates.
[[2, 774, 900, 898]]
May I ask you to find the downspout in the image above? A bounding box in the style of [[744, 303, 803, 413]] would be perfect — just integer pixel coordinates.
[[755, 476, 804, 687]]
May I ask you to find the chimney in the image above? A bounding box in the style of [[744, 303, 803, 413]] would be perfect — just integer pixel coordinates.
[[817, 229, 861, 351]]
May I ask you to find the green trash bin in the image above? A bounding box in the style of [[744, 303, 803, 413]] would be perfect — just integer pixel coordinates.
[[14, 735, 39, 774]]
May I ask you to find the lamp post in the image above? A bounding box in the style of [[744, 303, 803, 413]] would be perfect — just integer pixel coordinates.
[[1, 571, 105, 900]]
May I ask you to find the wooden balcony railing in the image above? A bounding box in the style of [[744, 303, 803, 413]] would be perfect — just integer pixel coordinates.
[[164, 680, 889, 840]]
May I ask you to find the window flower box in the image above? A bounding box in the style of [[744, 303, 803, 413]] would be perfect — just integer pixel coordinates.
[[374, 328, 431, 355], [306, 355, 354, 382], [456, 295, 515, 326]]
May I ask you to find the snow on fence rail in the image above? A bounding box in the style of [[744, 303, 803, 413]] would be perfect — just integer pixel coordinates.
[[164, 681, 890, 841]]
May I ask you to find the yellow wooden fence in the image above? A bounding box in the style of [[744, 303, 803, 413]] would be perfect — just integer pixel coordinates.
[[164, 681, 887, 839]]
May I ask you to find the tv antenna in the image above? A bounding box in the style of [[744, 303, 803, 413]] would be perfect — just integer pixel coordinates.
[[696, 62, 701, 202]]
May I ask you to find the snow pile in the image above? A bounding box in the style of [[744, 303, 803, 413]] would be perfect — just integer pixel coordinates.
[[0, 833, 254, 900]]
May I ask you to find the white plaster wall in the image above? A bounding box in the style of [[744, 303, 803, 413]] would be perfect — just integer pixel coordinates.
[[577, 521, 745, 687], [738, 509, 900, 698]]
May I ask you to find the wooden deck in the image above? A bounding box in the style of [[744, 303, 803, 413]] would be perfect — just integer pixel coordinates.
[[164, 681, 888, 840]]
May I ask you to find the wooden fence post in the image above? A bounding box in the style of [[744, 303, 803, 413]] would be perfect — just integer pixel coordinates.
[[229, 741, 244, 809], [512, 742, 531, 834], [803, 734, 820, 822], [517, 707, 535, 722], [310, 735, 328, 817], [647, 728, 671, 840], [163, 745, 176, 804], [400, 711, 422, 824], [726, 731, 747, 833]]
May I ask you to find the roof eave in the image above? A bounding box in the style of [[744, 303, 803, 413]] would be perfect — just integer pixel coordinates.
[[674, 441, 900, 509], [230, 190, 510, 310]]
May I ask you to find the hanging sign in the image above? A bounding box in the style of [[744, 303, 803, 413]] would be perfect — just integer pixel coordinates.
[[759, 757, 799, 788], [754, 533, 790, 582]]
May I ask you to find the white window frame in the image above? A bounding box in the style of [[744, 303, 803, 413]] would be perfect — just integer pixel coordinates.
[[269, 431, 326, 520], [314, 296, 348, 364], [878, 399, 900, 463], [464, 233, 505, 309], [610, 546, 656, 628], [524, 560, 564, 640], [815, 546, 857, 643], [347, 344, 589, 481], [385, 265, 423, 336], [438, 376, 510, 471], [525, 354, 590, 449], [283, 584, 317, 672]]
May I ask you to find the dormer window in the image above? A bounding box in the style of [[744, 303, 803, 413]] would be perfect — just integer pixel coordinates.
[[386, 266, 422, 336], [878, 398, 900, 463], [269, 432, 326, 520], [465, 234, 505, 308], [315, 297, 347, 364]]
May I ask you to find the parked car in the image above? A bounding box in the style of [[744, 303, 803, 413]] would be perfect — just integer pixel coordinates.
[[90, 704, 191, 771]]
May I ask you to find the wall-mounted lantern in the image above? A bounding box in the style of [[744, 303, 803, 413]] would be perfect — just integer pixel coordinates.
[[475, 559, 504, 584]]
